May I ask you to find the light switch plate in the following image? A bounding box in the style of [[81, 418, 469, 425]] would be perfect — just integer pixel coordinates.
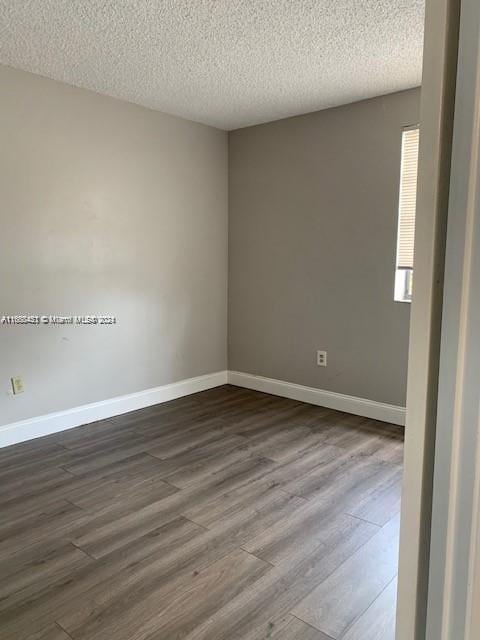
[[11, 376, 24, 394]]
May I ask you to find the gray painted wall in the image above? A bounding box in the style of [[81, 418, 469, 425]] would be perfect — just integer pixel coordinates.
[[0, 65, 228, 425], [228, 89, 421, 406]]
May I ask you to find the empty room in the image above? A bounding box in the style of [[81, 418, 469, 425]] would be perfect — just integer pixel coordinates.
[[2, 2, 480, 640]]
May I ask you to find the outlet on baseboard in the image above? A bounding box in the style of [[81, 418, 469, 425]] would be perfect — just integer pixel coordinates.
[[11, 376, 24, 395], [317, 351, 327, 367]]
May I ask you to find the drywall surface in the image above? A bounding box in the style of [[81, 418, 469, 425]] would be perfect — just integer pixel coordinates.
[[228, 89, 421, 406], [0, 65, 228, 425]]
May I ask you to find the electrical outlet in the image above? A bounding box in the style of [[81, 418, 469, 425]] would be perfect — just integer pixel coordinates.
[[317, 351, 327, 367], [11, 376, 24, 395]]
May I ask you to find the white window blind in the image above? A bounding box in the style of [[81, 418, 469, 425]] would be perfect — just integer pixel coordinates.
[[396, 127, 420, 270]]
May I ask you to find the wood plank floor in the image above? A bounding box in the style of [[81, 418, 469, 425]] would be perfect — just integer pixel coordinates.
[[0, 385, 404, 640]]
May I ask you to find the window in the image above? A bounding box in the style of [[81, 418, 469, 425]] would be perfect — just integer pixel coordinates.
[[395, 126, 419, 302]]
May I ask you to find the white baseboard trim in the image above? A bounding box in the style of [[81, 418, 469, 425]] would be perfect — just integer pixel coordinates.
[[0, 370, 228, 449], [227, 371, 406, 426], [0, 368, 405, 449]]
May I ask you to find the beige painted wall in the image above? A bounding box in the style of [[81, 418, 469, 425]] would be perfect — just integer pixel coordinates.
[[228, 88, 421, 407], [0, 65, 228, 425]]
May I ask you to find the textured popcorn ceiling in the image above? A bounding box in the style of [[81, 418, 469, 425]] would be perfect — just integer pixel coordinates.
[[0, 1, 425, 130]]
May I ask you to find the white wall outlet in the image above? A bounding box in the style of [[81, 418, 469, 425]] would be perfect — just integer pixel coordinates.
[[317, 350, 327, 367], [11, 376, 24, 395]]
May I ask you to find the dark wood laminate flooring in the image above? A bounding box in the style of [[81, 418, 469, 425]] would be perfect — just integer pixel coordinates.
[[0, 385, 403, 640]]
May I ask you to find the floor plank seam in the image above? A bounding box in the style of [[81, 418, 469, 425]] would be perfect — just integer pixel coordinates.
[[69, 542, 97, 562], [337, 574, 398, 639], [344, 512, 384, 527], [291, 524, 384, 608], [50, 465, 76, 479], [290, 614, 336, 639], [180, 515, 211, 532], [142, 450, 174, 464], [239, 546, 276, 568], [58, 465, 84, 478], [55, 619, 76, 639], [277, 487, 309, 502]]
